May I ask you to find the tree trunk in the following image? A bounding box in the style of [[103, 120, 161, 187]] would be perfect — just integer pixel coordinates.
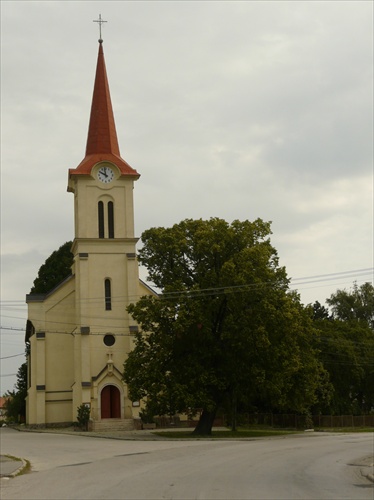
[[192, 409, 217, 435]]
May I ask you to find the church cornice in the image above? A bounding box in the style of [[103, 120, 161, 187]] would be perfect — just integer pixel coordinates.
[[69, 154, 139, 179], [71, 238, 139, 256], [26, 274, 75, 303]]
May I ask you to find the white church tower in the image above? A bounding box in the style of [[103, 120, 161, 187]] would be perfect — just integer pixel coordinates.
[[25, 36, 151, 428]]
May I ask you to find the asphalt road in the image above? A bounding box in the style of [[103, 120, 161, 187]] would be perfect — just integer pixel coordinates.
[[0, 427, 372, 499]]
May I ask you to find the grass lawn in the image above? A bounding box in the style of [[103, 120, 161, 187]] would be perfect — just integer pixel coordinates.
[[154, 428, 300, 439], [314, 427, 374, 433], [154, 425, 374, 438]]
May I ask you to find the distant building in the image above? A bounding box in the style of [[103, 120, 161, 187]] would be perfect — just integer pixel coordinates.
[[0, 396, 9, 421], [25, 37, 154, 429]]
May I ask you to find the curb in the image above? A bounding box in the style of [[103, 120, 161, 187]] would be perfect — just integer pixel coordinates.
[[0, 456, 28, 479], [9, 459, 28, 478]]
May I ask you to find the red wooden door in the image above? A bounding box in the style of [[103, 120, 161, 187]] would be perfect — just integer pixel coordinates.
[[101, 385, 120, 418], [110, 386, 120, 417]]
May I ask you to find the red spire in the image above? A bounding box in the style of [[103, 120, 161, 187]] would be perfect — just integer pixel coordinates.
[[70, 42, 139, 178], [86, 42, 120, 156]]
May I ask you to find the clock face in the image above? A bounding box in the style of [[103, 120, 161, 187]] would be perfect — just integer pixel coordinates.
[[97, 166, 114, 184]]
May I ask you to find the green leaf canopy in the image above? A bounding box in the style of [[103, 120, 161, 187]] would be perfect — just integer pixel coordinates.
[[124, 218, 327, 434], [30, 241, 73, 294]]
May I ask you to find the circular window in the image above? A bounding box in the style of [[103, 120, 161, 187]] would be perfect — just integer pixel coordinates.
[[103, 334, 115, 347]]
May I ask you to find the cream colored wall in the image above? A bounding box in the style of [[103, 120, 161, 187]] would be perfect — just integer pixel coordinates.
[[44, 285, 75, 394], [26, 277, 76, 424], [69, 165, 142, 422], [72, 163, 135, 241], [26, 273, 154, 425], [27, 160, 156, 426], [45, 401, 72, 423], [72, 247, 138, 331], [26, 335, 45, 425]]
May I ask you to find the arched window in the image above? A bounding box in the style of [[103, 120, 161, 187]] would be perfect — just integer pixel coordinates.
[[98, 200, 114, 238], [108, 201, 114, 238], [104, 279, 112, 310], [98, 201, 104, 238]]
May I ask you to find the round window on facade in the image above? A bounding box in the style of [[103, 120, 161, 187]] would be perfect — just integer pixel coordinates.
[[103, 334, 115, 347]]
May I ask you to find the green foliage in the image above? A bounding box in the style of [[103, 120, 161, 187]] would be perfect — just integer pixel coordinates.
[[124, 218, 329, 434], [76, 404, 91, 430], [312, 283, 374, 415], [4, 362, 27, 422], [139, 408, 155, 424], [326, 282, 374, 329], [312, 301, 331, 320], [314, 316, 374, 415], [30, 241, 73, 294]]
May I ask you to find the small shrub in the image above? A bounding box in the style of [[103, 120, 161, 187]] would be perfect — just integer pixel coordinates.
[[77, 404, 90, 431]]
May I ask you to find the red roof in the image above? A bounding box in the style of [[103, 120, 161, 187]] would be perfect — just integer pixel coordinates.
[[0, 396, 9, 409], [69, 42, 139, 178]]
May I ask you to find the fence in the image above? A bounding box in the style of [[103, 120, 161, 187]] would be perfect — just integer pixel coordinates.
[[189, 413, 374, 429], [312, 414, 374, 428], [234, 413, 310, 429], [234, 413, 374, 429]]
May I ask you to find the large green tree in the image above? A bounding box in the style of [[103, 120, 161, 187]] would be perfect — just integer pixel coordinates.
[[327, 282, 374, 329], [124, 218, 328, 434], [30, 241, 73, 294], [313, 318, 373, 414], [313, 282, 374, 414]]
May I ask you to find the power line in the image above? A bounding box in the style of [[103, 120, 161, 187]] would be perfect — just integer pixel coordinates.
[[0, 269, 372, 333], [0, 267, 372, 306], [1, 326, 373, 351], [290, 268, 373, 281], [0, 353, 25, 360]]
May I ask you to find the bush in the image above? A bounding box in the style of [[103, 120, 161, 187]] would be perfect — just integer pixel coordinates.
[[77, 404, 90, 430]]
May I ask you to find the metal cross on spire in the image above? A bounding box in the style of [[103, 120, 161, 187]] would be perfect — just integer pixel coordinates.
[[93, 14, 107, 43]]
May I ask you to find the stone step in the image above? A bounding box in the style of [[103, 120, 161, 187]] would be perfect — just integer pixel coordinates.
[[91, 418, 135, 432]]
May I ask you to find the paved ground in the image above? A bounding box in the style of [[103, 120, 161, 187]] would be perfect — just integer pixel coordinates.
[[0, 425, 217, 478], [1, 426, 373, 499]]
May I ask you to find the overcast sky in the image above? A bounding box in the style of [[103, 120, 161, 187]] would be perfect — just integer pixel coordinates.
[[1, 1, 373, 394]]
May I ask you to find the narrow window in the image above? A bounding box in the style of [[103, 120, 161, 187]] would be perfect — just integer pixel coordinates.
[[105, 279, 112, 311], [108, 201, 114, 238], [98, 201, 104, 238]]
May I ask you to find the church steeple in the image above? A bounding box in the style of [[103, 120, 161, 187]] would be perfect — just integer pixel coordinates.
[[69, 41, 139, 179], [26, 27, 149, 430], [85, 41, 120, 157]]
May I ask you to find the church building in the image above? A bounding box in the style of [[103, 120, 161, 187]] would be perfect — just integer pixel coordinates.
[[25, 36, 153, 429]]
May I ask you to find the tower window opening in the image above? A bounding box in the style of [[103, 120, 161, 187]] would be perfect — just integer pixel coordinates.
[[105, 278, 112, 310], [108, 201, 114, 238], [98, 201, 104, 238]]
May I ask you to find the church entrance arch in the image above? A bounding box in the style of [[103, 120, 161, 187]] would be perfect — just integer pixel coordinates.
[[100, 384, 121, 418]]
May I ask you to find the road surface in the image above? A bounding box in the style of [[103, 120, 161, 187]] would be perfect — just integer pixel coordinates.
[[0, 427, 372, 499]]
